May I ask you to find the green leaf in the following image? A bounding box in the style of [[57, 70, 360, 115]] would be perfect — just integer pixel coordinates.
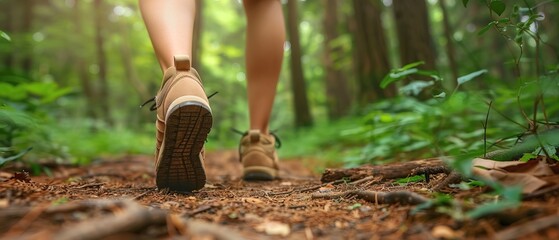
[[478, 22, 495, 36], [401, 61, 425, 70], [467, 180, 486, 187], [497, 18, 510, 23], [466, 186, 521, 219], [399, 80, 434, 96], [462, 0, 469, 7], [490, 0, 506, 16], [466, 200, 517, 219], [347, 203, 362, 210], [380, 68, 418, 89], [380, 61, 426, 89], [457, 69, 488, 86], [433, 92, 447, 98], [396, 175, 425, 185], [519, 153, 537, 162], [0, 31, 10, 42], [389, 68, 419, 80], [0, 147, 32, 166]]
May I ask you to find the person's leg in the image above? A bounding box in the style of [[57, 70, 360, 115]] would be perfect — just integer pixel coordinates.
[[139, 0, 195, 71], [240, 0, 285, 180], [139, 0, 211, 192], [243, 0, 285, 134]]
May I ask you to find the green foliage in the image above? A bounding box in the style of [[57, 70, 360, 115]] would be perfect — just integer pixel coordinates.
[[50, 123, 154, 164], [412, 186, 521, 220], [342, 91, 492, 166], [380, 61, 425, 89], [489, 0, 506, 16], [0, 31, 10, 42], [0, 147, 32, 166], [466, 186, 522, 219], [395, 175, 425, 185], [0, 71, 72, 165], [456, 69, 487, 86]]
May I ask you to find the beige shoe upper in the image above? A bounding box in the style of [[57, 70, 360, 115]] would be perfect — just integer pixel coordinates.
[[154, 56, 210, 164], [239, 130, 279, 179]]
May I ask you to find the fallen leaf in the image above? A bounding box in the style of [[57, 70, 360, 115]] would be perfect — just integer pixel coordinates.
[[432, 225, 457, 239], [255, 221, 290, 236], [472, 158, 554, 194], [473, 158, 554, 176], [280, 182, 293, 186]]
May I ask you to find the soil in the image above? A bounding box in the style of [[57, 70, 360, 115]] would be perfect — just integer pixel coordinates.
[[1, 150, 559, 239]]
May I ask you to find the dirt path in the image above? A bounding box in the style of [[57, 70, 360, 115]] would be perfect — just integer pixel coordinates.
[[1, 151, 558, 239]]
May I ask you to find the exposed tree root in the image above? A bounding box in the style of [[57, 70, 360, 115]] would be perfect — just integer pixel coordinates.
[[311, 190, 429, 205], [320, 158, 443, 183], [2, 199, 245, 240], [54, 200, 167, 240]]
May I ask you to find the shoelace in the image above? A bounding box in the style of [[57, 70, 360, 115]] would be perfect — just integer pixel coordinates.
[[231, 128, 282, 149], [140, 91, 218, 111]]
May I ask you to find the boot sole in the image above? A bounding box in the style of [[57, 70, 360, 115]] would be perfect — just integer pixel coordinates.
[[243, 166, 278, 181], [156, 100, 212, 192]]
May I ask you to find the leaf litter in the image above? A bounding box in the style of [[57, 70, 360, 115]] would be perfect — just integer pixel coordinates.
[[0, 150, 559, 239]]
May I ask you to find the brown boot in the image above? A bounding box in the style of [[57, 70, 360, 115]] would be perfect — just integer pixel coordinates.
[[150, 55, 212, 192], [239, 130, 279, 180]]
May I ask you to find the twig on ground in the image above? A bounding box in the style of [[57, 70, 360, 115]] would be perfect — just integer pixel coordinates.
[[269, 179, 347, 196], [54, 200, 167, 240], [432, 171, 463, 192], [349, 176, 381, 186], [268, 188, 294, 196], [80, 173, 128, 179], [74, 183, 104, 189], [2, 203, 50, 239], [311, 190, 429, 205], [411, 165, 451, 183], [132, 189, 153, 200], [495, 214, 559, 240], [184, 205, 215, 217]]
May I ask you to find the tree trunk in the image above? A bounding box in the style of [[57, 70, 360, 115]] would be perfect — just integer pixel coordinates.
[[393, 0, 437, 71], [94, 0, 113, 126], [322, 0, 352, 119], [439, 0, 458, 86], [351, 0, 394, 105], [73, 1, 98, 121], [20, 0, 35, 73], [287, 0, 313, 127], [1, 1, 14, 69]]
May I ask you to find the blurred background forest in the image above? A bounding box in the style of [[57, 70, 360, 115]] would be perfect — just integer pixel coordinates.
[[1, 0, 558, 172]]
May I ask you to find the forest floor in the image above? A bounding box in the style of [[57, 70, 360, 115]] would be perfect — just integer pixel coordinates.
[[1, 150, 559, 239]]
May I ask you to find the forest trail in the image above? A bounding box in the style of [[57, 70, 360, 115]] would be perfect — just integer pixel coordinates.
[[1, 150, 559, 239]]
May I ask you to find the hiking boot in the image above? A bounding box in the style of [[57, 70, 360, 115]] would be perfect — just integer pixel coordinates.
[[150, 55, 212, 192], [239, 130, 280, 180]]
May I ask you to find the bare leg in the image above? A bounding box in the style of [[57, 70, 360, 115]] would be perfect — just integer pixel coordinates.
[[243, 0, 285, 134], [139, 0, 195, 71]]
